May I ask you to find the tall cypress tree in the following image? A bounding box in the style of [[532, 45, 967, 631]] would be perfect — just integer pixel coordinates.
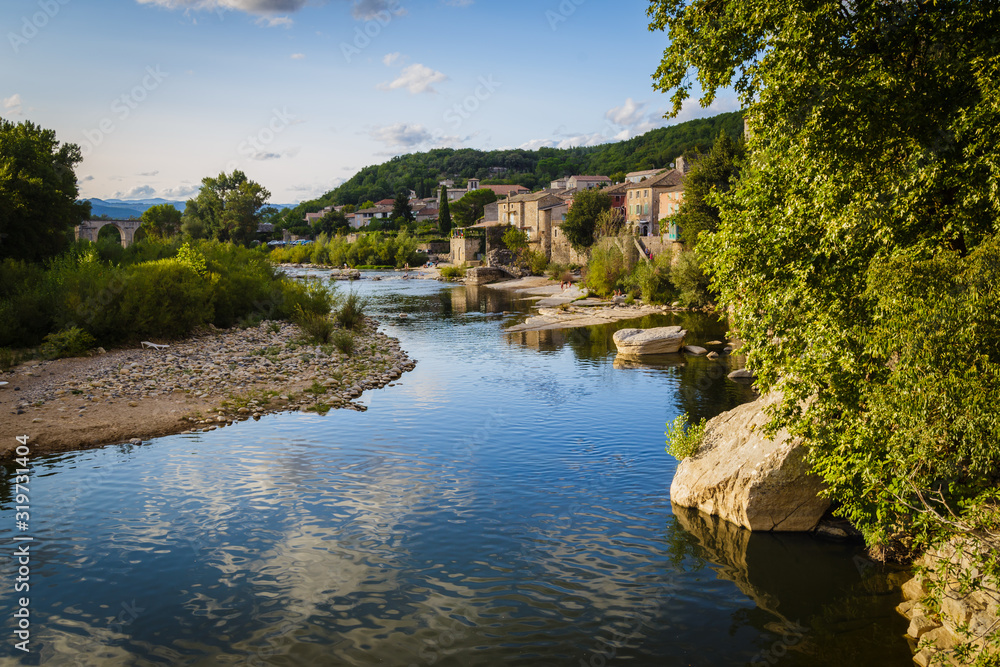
[[438, 185, 452, 235]]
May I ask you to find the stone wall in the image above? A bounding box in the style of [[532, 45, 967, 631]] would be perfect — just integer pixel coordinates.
[[465, 267, 513, 286], [450, 237, 481, 264], [549, 236, 588, 266], [897, 536, 1000, 665]]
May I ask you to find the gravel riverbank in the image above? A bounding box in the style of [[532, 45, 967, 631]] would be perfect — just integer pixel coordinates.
[[0, 316, 414, 457]]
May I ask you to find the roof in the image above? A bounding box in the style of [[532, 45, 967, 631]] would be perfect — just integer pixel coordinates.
[[569, 175, 610, 182], [624, 169, 683, 190], [626, 168, 666, 179], [375, 198, 395, 206], [482, 184, 529, 196], [604, 182, 630, 195], [501, 191, 563, 204]]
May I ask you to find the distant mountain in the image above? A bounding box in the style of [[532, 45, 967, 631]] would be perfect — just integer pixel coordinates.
[[80, 198, 295, 220], [82, 198, 185, 220]]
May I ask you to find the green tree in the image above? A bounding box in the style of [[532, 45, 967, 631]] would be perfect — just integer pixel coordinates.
[[0, 119, 89, 261], [438, 185, 452, 236], [140, 203, 182, 239], [391, 189, 414, 224], [183, 171, 270, 245], [649, 0, 1000, 561], [501, 226, 527, 253], [451, 188, 497, 228], [359, 200, 375, 210], [673, 132, 743, 247], [315, 209, 350, 236], [561, 189, 612, 250]]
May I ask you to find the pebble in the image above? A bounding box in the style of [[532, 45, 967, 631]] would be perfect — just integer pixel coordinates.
[[1, 317, 416, 429]]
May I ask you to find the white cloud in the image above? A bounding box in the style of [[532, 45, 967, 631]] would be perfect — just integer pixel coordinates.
[[139, 170, 160, 176], [378, 63, 446, 95], [3, 94, 23, 116], [290, 52, 305, 59], [113, 185, 157, 199], [369, 122, 433, 148], [161, 184, 201, 199], [382, 52, 401, 66], [135, 0, 305, 26], [368, 123, 463, 150], [605, 97, 647, 128], [256, 15, 292, 26]]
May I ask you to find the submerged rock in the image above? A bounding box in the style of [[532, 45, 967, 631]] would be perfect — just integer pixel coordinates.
[[670, 393, 830, 531], [613, 326, 686, 356]]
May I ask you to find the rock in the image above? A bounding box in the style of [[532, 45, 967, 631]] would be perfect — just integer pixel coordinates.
[[670, 393, 831, 531], [613, 326, 687, 356], [902, 576, 927, 601], [683, 345, 708, 355], [907, 615, 940, 639], [129, 438, 142, 445], [706, 340, 723, 346], [728, 369, 755, 380], [706, 351, 720, 360]]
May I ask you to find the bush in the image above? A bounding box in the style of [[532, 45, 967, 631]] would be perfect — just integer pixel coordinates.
[[440, 264, 467, 279], [41, 326, 96, 359], [335, 292, 367, 331], [294, 306, 335, 344], [119, 259, 214, 339], [585, 240, 637, 297], [0, 347, 19, 371], [671, 250, 713, 307], [627, 250, 676, 304], [331, 329, 354, 355], [526, 250, 549, 275], [665, 414, 707, 460]]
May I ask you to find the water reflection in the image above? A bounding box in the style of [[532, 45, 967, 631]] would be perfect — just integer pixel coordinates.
[[0, 275, 913, 666], [672, 506, 911, 666]]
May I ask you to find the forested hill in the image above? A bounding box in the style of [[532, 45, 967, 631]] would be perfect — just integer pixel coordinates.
[[281, 110, 743, 222]]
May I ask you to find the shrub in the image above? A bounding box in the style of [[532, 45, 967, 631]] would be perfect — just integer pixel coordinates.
[[294, 306, 335, 344], [440, 264, 467, 280], [526, 250, 549, 275], [41, 326, 96, 359], [0, 347, 19, 371], [335, 292, 367, 331], [671, 250, 713, 307], [119, 259, 214, 339], [627, 250, 676, 304], [585, 241, 636, 297], [665, 414, 707, 460], [331, 329, 354, 355]]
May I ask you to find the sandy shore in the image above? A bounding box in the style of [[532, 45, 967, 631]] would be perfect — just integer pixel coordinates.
[[484, 276, 681, 332], [0, 317, 414, 458]]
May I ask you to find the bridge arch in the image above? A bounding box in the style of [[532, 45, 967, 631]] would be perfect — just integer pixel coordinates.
[[75, 219, 144, 248]]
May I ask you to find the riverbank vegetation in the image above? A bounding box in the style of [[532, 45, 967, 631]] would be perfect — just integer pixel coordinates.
[[0, 238, 331, 358], [267, 230, 420, 268], [650, 1, 1000, 661]]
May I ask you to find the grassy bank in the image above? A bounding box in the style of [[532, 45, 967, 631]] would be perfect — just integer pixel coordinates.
[[268, 231, 420, 268], [0, 238, 331, 361]]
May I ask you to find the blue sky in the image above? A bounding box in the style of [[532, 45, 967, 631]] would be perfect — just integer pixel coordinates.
[[0, 0, 738, 204]]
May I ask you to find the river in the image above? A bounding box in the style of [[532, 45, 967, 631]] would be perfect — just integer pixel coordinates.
[[1, 273, 912, 666]]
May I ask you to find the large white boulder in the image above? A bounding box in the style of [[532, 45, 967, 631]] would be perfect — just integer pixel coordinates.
[[670, 393, 830, 531], [613, 326, 686, 356]]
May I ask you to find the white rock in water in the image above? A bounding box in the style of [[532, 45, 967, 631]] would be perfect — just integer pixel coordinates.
[[613, 326, 686, 356], [670, 393, 830, 531]]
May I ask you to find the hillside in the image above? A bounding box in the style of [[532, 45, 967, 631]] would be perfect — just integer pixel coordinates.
[[83, 198, 185, 219], [280, 111, 743, 224]]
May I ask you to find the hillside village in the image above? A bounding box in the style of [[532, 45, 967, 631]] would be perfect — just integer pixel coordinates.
[[299, 157, 696, 266]]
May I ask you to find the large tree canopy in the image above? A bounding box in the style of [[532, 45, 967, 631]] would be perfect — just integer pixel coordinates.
[[649, 0, 1000, 556], [183, 171, 270, 245], [0, 119, 89, 262], [561, 189, 612, 251], [140, 203, 182, 238], [451, 188, 497, 228]]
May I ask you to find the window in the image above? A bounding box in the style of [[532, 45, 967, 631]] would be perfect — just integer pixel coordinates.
[[644, 203, 650, 215]]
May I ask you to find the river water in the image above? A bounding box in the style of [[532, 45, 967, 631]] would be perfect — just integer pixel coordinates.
[[1, 274, 912, 666]]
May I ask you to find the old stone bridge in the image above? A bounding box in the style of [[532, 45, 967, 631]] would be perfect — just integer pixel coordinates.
[[75, 219, 144, 247]]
